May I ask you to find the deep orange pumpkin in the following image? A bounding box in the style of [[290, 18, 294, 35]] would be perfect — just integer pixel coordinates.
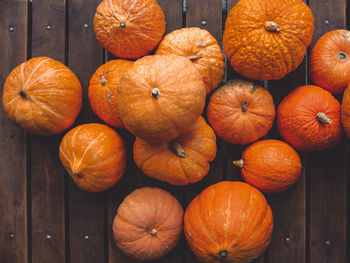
[[341, 83, 350, 138]]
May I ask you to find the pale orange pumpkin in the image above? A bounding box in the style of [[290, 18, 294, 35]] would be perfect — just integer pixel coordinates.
[[341, 83, 350, 138]]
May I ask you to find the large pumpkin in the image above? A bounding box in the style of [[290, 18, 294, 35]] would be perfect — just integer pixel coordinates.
[[341, 84, 350, 138], [223, 0, 314, 81], [277, 85, 342, 151], [207, 79, 275, 145], [134, 116, 217, 185], [59, 123, 126, 192], [88, 59, 133, 128], [156, 27, 225, 94], [117, 54, 206, 142], [113, 187, 183, 261], [93, 0, 165, 59], [2, 57, 82, 135], [184, 181, 273, 263], [310, 30, 350, 94]]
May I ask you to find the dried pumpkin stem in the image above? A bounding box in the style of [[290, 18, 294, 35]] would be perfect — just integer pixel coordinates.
[[241, 101, 248, 112], [187, 54, 203, 61], [264, 21, 282, 32], [18, 89, 26, 98], [119, 22, 125, 28], [233, 159, 244, 168], [100, 74, 108, 86], [337, 51, 348, 62], [219, 250, 228, 259], [148, 229, 158, 236], [151, 87, 160, 99], [316, 112, 332, 124], [170, 141, 187, 158]]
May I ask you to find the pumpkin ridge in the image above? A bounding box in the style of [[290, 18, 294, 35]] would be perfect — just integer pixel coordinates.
[[138, 148, 167, 171], [26, 95, 66, 120], [270, 33, 291, 74], [22, 57, 50, 90], [78, 151, 121, 171]]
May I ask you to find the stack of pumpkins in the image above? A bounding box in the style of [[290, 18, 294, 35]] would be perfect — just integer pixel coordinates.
[[2, 0, 350, 262]]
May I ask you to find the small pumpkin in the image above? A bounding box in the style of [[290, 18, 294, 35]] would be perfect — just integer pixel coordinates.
[[117, 54, 206, 143], [184, 181, 273, 263], [223, 0, 314, 80], [88, 59, 133, 128], [341, 84, 350, 138], [134, 116, 217, 186], [310, 30, 350, 94], [233, 139, 302, 193], [113, 187, 183, 261], [207, 79, 275, 145], [156, 27, 225, 94], [277, 85, 342, 151], [59, 123, 126, 192], [2, 57, 82, 135], [93, 0, 165, 59]]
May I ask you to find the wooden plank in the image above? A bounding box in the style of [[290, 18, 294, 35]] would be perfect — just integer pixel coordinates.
[[0, 1, 28, 262]]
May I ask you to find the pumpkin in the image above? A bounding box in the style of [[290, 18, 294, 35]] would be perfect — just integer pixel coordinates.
[[341, 84, 350, 138], [2, 57, 82, 135], [88, 59, 133, 128], [117, 54, 206, 143], [156, 27, 225, 94], [277, 85, 342, 151], [134, 116, 216, 186], [310, 30, 350, 94], [113, 187, 183, 261], [207, 79, 275, 145], [223, 0, 314, 81], [233, 139, 302, 193], [59, 123, 126, 192], [184, 181, 273, 263], [93, 0, 165, 59]]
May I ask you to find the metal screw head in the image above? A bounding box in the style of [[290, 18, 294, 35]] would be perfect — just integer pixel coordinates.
[[45, 234, 51, 240], [84, 235, 89, 240], [9, 26, 14, 32], [83, 24, 88, 29], [46, 25, 52, 30], [9, 233, 15, 238], [201, 20, 207, 26], [285, 237, 290, 243], [325, 19, 330, 25], [325, 240, 331, 245]]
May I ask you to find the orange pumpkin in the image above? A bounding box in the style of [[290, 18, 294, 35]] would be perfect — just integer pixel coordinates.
[[133, 116, 216, 186], [113, 187, 183, 261], [207, 79, 275, 145], [341, 84, 350, 138], [2, 57, 82, 135], [88, 59, 133, 128], [117, 54, 206, 143], [184, 181, 273, 262], [156, 27, 225, 94], [277, 85, 342, 151], [310, 30, 350, 94], [59, 123, 126, 192], [93, 0, 165, 59], [233, 139, 302, 193], [223, 0, 314, 81]]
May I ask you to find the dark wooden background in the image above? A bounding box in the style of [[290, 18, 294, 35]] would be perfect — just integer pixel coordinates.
[[0, 0, 349, 262]]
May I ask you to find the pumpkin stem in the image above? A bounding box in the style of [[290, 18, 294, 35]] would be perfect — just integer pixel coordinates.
[[341, 31, 350, 41], [264, 21, 282, 32], [233, 159, 244, 168], [187, 54, 203, 61], [148, 229, 158, 236], [337, 52, 348, 62], [72, 172, 81, 178], [119, 22, 125, 28], [100, 70, 113, 86], [219, 250, 228, 259], [316, 112, 332, 124], [169, 141, 187, 158], [18, 89, 26, 98], [241, 101, 248, 112], [151, 88, 161, 99]]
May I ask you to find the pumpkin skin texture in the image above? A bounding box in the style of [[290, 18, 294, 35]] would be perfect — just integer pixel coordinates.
[[223, 0, 314, 81], [184, 181, 273, 263], [113, 187, 183, 261], [277, 85, 342, 151], [156, 27, 225, 94], [310, 30, 350, 94], [117, 54, 206, 143], [93, 0, 165, 59], [59, 123, 126, 192], [207, 79, 275, 145], [341, 84, 350, 138], [133, 116, 217, 186], [2, 57, 82, 135], [88, 59, 133, 128], [233, 139, 302, 193]]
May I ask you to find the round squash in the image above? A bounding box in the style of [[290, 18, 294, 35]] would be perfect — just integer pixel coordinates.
[[184, 181, 273, 263], [341, 84, 350, 138], [2, 57, 82, 135], [277, 85, 342, 151], [223, 0, 314, 81], [134, 116, 216, 186], [117, 54, 206, 143], [233, 139, 302, 193], [310, 30, 350, 94], [88, 59, 133, 128], [59, 123, 126, 192], [156, 27, 225, 94], [207, 79, 275, 145], [113, 187, 183, 261], [93, 0, 165, 59]]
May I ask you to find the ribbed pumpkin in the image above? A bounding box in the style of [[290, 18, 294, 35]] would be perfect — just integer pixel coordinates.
[[59, 123, 126, 192], [341, 84, 350, 138], [2, 57, 82, 135], [310, 30, 350, 94], [233, 139, 302, 193], [88, 59, 133, 128], [156, 27, 225, 94], [113, 187, 183, 261], [223, 0, 314, 81], [134, 116, 217, 185], [93, 0, 165, 59], [117, 54, 206, 143], [207, 79, 275, 145], [184, 181, 273, 263], [277, 85, 342, 151]]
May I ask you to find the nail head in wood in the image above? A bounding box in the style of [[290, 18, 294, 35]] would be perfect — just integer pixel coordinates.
[[84, 235, 89, 240], [83, 24, 88, 28], [9, 233, 15, 239], [46, 25, 52, 30], [45, 234, 51, 240], [325, 240, 330, 245], [324, 19, 330, 25], [9, 26, 14, 32], [285, 237, 290, 243], [201, 20, 207, 26]]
